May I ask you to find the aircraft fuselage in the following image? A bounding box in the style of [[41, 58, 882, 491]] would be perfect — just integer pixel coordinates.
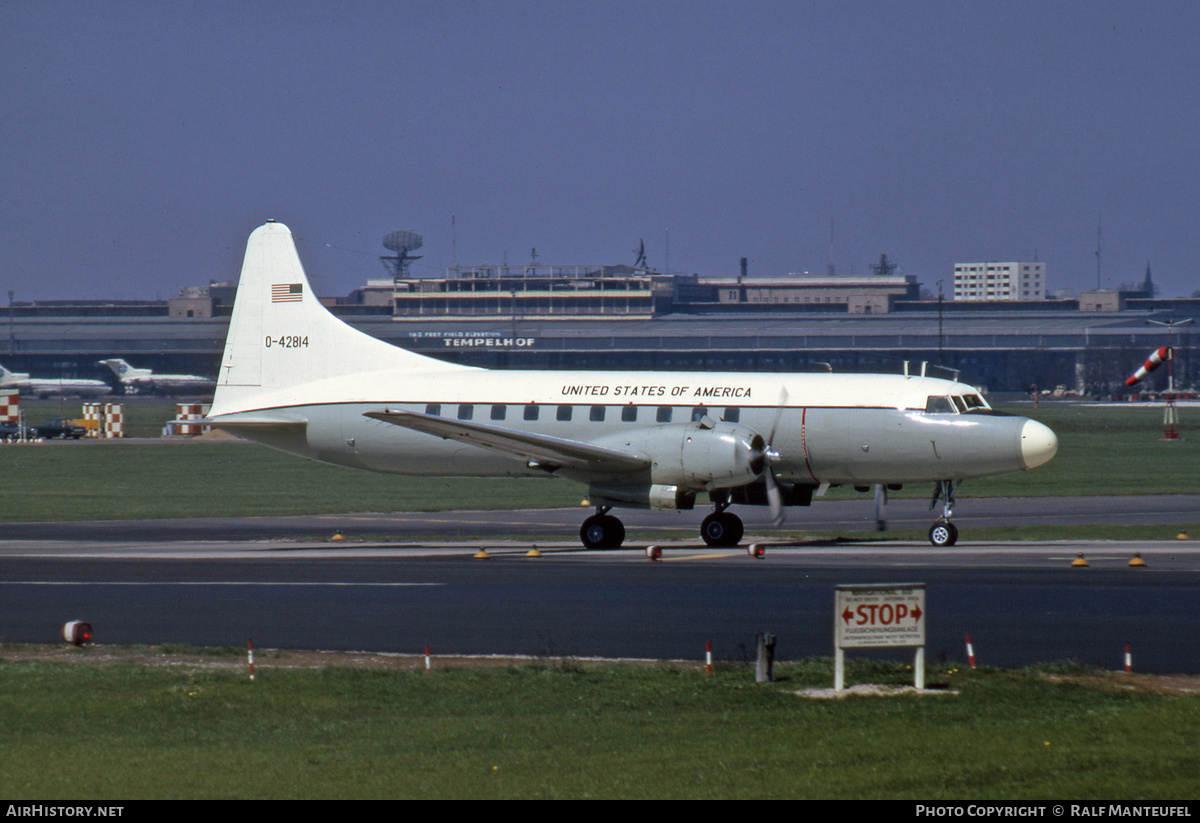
[[219, 369, 1050, 488]]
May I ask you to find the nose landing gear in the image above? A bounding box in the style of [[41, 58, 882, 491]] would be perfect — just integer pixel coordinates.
[[928, 480, 960, 546]]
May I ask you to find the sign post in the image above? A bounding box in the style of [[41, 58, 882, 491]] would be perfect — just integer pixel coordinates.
[[834, 583, 926, 691]]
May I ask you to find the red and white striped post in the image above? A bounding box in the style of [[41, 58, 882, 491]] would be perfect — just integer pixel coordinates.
[[705, 640, 713, 676], [1124, 642, 1132, 674], [248, 638, 255, 681], [965, 632, 976, 669], [425, 643, 431, 675]]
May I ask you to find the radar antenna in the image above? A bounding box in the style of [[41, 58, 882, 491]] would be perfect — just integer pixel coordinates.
[[381, 230, 424, 281], [869, 253, 897, 277]]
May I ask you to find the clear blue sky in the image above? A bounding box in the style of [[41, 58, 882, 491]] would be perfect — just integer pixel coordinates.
[[4, 0, 1198, 301]]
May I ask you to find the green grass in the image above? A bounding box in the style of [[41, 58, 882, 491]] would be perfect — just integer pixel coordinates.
[[0, 653, 1195, 799], [0, 442, 583, 521]]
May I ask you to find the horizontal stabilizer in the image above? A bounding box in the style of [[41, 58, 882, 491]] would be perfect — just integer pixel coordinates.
[[203, 411, 307, 427]]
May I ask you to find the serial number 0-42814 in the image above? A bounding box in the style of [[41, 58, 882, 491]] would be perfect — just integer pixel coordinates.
[[265, 335, 309, 348]]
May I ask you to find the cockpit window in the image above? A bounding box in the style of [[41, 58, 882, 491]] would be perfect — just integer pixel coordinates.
[[925, 396, 956, 414], [951, 395, 968, 413], [962, 394, 987, 410]]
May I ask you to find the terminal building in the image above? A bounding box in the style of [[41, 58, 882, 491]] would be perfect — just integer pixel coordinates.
[[3, 302, 1196, 399], [387, 264, 667, 320], [953, 262, 1046, 301], [2, 236, 1195, 398]]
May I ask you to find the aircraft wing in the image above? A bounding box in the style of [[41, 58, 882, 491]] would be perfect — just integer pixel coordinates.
[[364, 409, 650, 474]]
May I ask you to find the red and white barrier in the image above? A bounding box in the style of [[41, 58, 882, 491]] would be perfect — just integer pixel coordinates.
[[103, 403, 123, 438], [0, 390, 18, 424], [173, 403, 210, 436], [82, 402, 123, 438], [1125, 346, 1174, 386]]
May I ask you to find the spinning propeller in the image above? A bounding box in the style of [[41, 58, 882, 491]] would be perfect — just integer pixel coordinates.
[[758, 386, 789, 525]]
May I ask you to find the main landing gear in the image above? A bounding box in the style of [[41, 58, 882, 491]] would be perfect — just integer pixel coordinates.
[[700, 504, 744, 548], [928, 479, 960, 547], [578, 504, 747, 550], [580, 507, 626, 550]]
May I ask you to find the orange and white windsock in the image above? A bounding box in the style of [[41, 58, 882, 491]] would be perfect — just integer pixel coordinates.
[[1125, 346, 1174, 386]]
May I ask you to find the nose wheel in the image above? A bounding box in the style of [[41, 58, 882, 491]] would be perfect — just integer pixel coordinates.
[[928, 520, 958, 547], [928, 480, 961, 546]]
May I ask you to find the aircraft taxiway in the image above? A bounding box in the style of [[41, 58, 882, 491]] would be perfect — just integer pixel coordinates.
[[1, 498, 1198, 674], [0, 494, 1196, 543]]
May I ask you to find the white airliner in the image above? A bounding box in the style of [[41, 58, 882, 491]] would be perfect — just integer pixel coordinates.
[[97, 359, 216, 394], [0, 364, 112, 398], [207, 221, 1058, 548]]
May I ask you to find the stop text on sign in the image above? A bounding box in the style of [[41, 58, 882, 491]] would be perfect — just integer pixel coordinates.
[[835, 584, 926, 648]]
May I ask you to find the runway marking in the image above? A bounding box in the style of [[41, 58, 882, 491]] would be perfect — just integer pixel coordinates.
[[661, 552, 739, 562]]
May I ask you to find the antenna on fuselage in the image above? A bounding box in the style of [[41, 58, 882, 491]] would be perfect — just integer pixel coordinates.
[[930, 364, 962, 382]]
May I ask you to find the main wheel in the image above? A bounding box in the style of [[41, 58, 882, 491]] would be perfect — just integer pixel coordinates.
[[700, 511, 744, 548], [580, 514, 625, 550], [928, 521, 959, 547]]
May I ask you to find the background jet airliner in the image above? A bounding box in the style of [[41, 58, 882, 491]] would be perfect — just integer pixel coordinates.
[[207, 221, 1058, 549], [0, 364, 111, 398], [98, 359, 216, 395]]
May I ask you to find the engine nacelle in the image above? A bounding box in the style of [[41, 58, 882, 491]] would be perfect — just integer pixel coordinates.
[[588, 483, 697, 510], [593, 419, 768, 492]]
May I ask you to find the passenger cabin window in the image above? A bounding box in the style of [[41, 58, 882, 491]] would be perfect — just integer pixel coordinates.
[[925, 396, 956, 414], [556, 405, 572, 421], [691, 406, 707, 422], [490, 404, 506, 421], [523, 404, 539, 421], [425, 403, 441, 416], [656, 406, 673, 423], [621, 405, 637, 422], [589, 405, 606, 422], [457, 404, 474, 420], [723, 407, 740, 423]]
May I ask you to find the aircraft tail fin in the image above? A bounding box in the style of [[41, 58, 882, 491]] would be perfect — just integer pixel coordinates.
[[98, 358, 142, 379], [0, 364, 28, 386], [210, 220, 450, 416]]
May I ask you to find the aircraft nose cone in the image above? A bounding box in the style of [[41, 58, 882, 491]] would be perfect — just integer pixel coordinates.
[[1020, 419, 1058, 469]]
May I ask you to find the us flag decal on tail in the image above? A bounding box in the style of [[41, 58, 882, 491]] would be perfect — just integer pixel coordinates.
[[271, 283, 303, 303]]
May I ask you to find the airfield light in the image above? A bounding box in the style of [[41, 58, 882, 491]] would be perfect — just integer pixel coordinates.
[[62, 620, 92, 646]]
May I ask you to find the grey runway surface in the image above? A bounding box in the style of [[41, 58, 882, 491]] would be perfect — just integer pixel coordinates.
[[3, 513, 1199, 673], [1, 495, 1197, 543]]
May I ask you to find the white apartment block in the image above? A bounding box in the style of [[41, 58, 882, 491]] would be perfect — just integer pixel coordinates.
[[953, 262, 1045, 301]]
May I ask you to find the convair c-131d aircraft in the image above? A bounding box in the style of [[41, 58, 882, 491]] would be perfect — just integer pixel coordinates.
[[206, 221, 1058, 549]]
